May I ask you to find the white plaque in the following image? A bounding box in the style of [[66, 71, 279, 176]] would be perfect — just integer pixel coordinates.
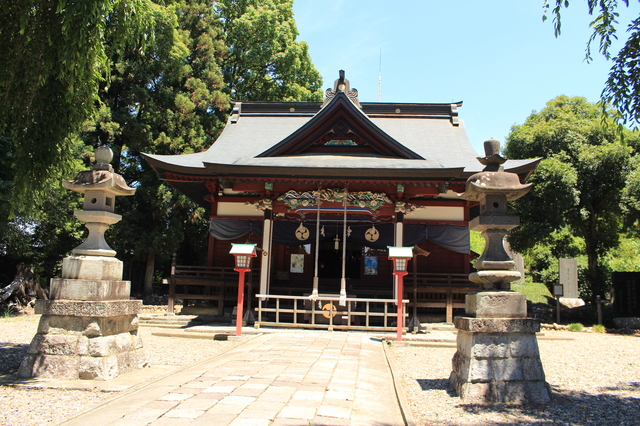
[[559, 258, 578, 298]]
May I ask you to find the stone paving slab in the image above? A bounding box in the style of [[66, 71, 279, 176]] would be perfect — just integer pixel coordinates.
[[60, 331, 406, 426]]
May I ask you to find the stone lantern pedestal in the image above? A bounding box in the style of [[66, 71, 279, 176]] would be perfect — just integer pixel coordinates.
[[449, 139, 551, 404], [19, 147, 148, 381]]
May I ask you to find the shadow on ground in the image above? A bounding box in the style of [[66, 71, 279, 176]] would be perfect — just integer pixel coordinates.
[[417, 378, 457, 397], [455, 383, 640, 425], [0, 343, 28, 374]]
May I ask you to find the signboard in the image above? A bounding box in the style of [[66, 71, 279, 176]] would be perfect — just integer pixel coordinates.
[[559, 258, 578, 298]]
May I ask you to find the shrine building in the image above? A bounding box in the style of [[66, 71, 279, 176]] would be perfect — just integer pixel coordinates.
[[143, 71, 538, 330]]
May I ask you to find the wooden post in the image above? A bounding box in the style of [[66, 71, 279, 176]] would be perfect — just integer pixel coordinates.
[[396, 271, 407, 342], [446, 287, 453, 323], [260, 209, 272, 299], [168, 279, 176, 315], [235, 270, 246, 336]]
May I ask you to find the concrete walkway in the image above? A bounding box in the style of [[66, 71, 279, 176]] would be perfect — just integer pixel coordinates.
[[61, 330, 407, 426]]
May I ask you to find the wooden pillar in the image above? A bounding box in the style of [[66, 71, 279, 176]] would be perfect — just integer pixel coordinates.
[[259, 209, 273, 299], [394, 211, 404, 246], [207, 195, 218, 267], [394, 210, 405, 339], [446, 287, 453, 323]]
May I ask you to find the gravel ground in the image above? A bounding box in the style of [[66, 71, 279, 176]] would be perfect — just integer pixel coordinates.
[[1, 313, 639, 426], [388, 331, 640, 425], [0, 313, 240, 426]]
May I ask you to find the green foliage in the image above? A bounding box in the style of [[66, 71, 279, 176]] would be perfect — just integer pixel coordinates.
[[83, 0, 321, 294], [0, 0, 323, 294], [622, 156, 640, 233], [567, 322, 584, 332], [1, 304, 16, 318], [593, 324, 606, 333], [563, 303, 615, 327], [0, 0, 153, 213], [505, 95, 639, 300], [469, 230, 485, 257], [217, 0, 323, 101], [544, 0, 640, 125], [512, 278, 555, 305], [604, 235, 640, 272], [0, 134, 86, 287]]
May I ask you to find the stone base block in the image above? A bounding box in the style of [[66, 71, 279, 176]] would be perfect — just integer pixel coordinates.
[[50, 278, 130, 301], [450, 316, 551, 405], [449, 372, 552, 404], [20, 300, 147, 381], [61, 255, 123, 281], [36, 299, 141, 317], [466, 291, 527, 319]]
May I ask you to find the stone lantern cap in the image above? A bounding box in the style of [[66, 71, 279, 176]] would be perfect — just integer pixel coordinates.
[[459, 139, 532, 202], [62, 146, 135, 212], [459, 172, 532, 202]]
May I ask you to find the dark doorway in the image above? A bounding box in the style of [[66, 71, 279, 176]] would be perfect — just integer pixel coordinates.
[[318, 240, 361, 280]]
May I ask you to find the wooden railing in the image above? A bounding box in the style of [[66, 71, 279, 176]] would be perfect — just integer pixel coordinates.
[[163, 265, 257, 315], [255, 294, 409, 332], [163, 265, 476, 324], [404, 273, 478, 323]]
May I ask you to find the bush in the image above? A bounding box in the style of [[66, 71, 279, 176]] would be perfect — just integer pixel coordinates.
[[593, 324, 606, 333], [562, 303, 615, 327], [568, 322, 584, 332]]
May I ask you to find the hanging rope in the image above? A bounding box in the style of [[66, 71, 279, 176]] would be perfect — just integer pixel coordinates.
[[339, 189, 348, 306], [310, 188, 321, 301]]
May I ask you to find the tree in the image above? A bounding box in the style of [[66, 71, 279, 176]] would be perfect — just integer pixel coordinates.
[[0, 135, 86, 291], [86, 0, 323, 296], [544, 0, 640, 125], [1, 0, 323, 296], [84, 0, 230, 296], [217, 0, 323, 102], [505, 95, 639, 300], [0, 0, 152, 212]]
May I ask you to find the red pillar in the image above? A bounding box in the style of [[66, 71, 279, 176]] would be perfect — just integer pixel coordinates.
[[235, 269, 247, 336], [395, 271, 408, 342]]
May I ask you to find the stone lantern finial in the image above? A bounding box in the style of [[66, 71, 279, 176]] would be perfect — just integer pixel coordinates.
[[94, 145, 114, 172]]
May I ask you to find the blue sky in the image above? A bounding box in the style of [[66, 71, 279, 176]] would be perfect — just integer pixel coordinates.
[[292, 1, 637, 155]]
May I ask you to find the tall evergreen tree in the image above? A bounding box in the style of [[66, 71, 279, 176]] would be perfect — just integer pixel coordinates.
[[217, 0, 323, 101], [84, 1, 230, 296]]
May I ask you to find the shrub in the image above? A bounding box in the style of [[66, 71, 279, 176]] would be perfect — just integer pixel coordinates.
[[593, 324, 606, 333], [563, 303, 615, 327], [1, 304, 16, 317], [568, 322, 584, 332]]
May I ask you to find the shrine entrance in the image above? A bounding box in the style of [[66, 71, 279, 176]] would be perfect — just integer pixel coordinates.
[[317, 240, 361, 282]]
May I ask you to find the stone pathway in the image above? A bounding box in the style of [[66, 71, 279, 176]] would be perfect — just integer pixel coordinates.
[[61, 331, 406, 426]]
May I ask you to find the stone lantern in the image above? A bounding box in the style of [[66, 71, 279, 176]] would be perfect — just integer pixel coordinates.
[[449, 139, 551, 404], [19, 147, 148, 381]]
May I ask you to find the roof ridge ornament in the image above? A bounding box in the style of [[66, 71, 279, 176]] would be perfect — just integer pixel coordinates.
[[322, 70, 361, 109]]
